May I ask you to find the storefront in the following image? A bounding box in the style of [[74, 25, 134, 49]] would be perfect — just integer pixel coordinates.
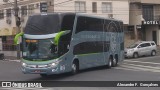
[[0, 27, 19, 51], [142, 20, 160, 46]]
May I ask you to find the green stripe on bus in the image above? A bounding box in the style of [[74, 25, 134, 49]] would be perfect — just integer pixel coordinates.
[[77, 53, 101, 56], [14, 32, 24, 45], [54, 31, 65, 45]]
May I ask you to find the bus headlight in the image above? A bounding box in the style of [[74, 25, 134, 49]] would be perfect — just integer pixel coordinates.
[[22, 62, 27, 67], [48, 59, 61, 67], [48, 62, 58, 67], [51, 63, 57, 67]]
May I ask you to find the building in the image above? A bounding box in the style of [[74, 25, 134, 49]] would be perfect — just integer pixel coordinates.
[[0, 0, 129, 57], [129, 0, 160, 46]]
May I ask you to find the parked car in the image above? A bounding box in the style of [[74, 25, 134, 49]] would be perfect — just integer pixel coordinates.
[[125, 41, 157, 58]]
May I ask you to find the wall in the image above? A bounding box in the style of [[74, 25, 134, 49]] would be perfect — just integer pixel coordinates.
[[145, 25, 160, 45], [141, 0, 160, 4], [54, 0, 129, 24], [129, 3, 142, 25]]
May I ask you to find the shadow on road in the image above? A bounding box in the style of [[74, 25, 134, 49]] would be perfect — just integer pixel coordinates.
[[30, 65, 110, 81]]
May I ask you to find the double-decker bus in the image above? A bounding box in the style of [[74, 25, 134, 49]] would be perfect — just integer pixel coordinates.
[[14, 13, 124, 77]]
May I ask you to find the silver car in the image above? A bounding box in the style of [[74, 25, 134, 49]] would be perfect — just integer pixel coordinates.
[[125, 41, 157, 58]]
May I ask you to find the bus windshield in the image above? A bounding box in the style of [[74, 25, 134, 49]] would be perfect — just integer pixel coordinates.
[[24, 14, 60, 35], [23, 39, 58, 60]]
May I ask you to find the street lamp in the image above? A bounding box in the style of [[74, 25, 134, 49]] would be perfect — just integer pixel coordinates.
[[3, 0, 21, 59]]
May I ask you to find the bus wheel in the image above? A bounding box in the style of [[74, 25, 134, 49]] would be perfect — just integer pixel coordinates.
[[40, 74, 48, 78], [112, 57, 118, 67], [71, 61, 79, 75], [107, 57, 112, 69]]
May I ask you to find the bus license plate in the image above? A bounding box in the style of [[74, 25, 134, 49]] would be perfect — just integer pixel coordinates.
[[34, 70, 41, 73]]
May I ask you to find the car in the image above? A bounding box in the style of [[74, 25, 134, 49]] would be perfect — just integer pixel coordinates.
[[125, 41, 157, 58]]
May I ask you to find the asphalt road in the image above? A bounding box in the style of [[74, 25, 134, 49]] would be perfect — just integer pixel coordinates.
[[0, 56, 160, 90]]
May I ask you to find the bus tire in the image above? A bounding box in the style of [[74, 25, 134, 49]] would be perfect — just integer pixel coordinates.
[[107, 57, 112, 69], [112, 55, 118, 67], [40, 74, 48, 78], [71, 60, 79, 75]]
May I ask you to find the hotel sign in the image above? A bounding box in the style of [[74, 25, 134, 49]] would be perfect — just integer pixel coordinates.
[[142, 21, 159, 25], [40, 2, 48, 13]]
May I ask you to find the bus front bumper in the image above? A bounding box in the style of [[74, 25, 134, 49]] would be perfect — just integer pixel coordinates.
[[21, 64, 67, 75], [22, 67, 60, 75]]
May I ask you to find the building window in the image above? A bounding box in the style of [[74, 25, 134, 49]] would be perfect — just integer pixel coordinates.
[[2, 36, 16, 51], [102, 2, 112, 13], [6, 8, 12, 17], [75, 1, 86, 13], [21, 6, 27, 16], [92, 2, 97, 13], [0, 10, 4, 19], [28, 4, 34, 15], [142, 5, 154, 21]]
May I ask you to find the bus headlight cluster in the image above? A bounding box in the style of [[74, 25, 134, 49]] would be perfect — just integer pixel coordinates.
[[48, 62, 58, 67], [22, 62, 27, 67], [48, 59, 61, 67]]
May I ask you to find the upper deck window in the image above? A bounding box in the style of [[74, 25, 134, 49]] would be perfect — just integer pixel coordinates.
[[75, 1, 86, 13], [76, 16, 103, 33]]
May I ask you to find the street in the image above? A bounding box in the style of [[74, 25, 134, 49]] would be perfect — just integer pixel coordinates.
[[1, 56, 160, 81], [0, 56, 160, 90], [0, 56, 160, 81]]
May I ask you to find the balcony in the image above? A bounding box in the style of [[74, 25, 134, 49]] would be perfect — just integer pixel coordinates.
[[130, 0, 141, 3], [130, 0, 160, 4]]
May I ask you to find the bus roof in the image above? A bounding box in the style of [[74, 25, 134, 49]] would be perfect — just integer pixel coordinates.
[[30, 12, 123, 22]]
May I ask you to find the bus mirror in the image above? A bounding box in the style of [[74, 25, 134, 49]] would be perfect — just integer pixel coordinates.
[[14, 32, 24, 45]]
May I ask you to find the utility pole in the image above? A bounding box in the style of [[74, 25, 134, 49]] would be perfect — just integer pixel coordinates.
[[15, 0, 21, 59], [14, 0, 21, 59], [53, 0, 54, 12]]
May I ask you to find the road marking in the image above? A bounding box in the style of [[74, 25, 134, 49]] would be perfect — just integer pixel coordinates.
[[114, 67, 142, 72], [115, 63, 160, 73], [124, 60, 160, 65], [122, 63, 160, 70]]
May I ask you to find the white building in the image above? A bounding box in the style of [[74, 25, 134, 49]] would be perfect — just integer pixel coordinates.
[[129, 0, 160, 46], [0, 0, 129, 57]]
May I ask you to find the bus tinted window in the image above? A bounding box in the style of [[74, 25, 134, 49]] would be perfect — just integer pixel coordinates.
[[73, 41, 110, 55], [76, 16, 103, 33], [61, 15, 75, 31]]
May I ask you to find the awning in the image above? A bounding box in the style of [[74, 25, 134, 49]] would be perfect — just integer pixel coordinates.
[[0, 27, 21, 36]]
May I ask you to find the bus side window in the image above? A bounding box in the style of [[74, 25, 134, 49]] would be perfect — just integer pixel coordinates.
[[58, 31, 72, 56]]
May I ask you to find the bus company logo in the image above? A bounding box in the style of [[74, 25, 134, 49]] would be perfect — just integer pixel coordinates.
[[110, 33, 117, 52], [2, 82, 11, 87]]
